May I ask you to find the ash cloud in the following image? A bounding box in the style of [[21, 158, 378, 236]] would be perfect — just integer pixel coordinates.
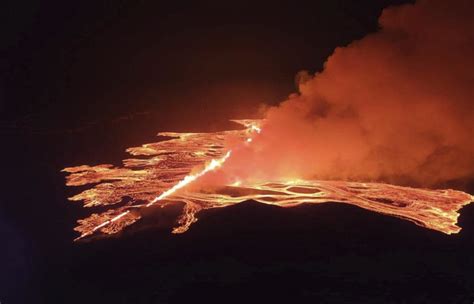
[[225, 0, 474, 188]]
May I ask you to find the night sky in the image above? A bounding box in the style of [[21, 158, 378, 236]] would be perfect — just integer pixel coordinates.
[[3, 1, 474, 303], [2, 0, 412, 126]]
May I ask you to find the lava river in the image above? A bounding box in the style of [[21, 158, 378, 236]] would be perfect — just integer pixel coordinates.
[[63, 120, 473, 241]]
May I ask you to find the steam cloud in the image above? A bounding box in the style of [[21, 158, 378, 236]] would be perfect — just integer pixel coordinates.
[[223, 0, 474, 187]]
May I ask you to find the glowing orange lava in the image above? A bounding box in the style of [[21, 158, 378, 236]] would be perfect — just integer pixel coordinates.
[[63, 120, 473, 241]]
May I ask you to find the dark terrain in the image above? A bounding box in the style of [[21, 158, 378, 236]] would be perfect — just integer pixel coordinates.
[[2, 116, 474, 303]]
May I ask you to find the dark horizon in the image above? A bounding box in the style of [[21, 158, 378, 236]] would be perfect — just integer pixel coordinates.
[[2, 1, 412, 126]]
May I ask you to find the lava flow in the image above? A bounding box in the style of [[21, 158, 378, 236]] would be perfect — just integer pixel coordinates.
[[63, 120, 473, 241]]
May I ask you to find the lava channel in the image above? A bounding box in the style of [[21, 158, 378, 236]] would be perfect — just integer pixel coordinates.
[[63, 120, 473, 241]]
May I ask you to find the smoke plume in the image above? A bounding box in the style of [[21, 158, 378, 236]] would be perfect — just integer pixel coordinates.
[[223, 0, 474, 187]]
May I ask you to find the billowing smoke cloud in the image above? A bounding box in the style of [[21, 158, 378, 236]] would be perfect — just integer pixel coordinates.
[[222, 0, 474, 188]]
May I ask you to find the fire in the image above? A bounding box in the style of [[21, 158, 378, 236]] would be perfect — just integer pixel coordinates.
[[146, 150, 231, 207], [80, 151, 232, 238], [63, 120, 473, 241]]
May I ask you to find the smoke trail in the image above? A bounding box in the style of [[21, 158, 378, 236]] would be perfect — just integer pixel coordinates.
[[222, 0, 474, 188]]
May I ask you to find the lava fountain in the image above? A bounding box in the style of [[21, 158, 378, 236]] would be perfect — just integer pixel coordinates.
[[63, 120, 473, 241]]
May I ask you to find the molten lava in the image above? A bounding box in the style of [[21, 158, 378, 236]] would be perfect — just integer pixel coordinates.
[[63, 120, 473, 241]]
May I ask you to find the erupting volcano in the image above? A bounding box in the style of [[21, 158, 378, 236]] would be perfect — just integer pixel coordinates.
[[7, 0, 474, 302], [63, 0, 474, 242], [63, 120, 473, 241]]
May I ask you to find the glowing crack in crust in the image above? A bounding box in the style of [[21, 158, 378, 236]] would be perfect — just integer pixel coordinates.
[[63, 120, 473, 241]]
